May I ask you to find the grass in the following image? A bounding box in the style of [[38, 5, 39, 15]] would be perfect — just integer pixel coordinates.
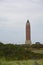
[[28, 48, 43, 54], [0, 59, 43, 65], [32, 49, 43, 54], [0, 44, 43, 65]]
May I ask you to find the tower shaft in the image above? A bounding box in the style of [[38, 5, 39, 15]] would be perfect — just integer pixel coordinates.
[[26, 23, 30, 40], [25, 20, 31, 44]]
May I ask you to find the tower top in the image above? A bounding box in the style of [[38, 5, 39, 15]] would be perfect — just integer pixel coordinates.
[[27, 20, 29, 23]]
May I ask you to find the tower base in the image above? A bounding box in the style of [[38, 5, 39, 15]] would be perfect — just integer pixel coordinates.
[[25, 40, 31, 45]]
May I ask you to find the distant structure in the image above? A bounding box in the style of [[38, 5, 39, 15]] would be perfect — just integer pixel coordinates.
[[25, 20, 31, 44]]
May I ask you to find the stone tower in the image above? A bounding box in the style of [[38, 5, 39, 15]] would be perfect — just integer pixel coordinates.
[[25, 20, 31, 44]]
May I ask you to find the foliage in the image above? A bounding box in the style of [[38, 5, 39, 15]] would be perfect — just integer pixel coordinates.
[[0, 59, 43, 65], [31, 44, 43, 48], [0, 42, 43, 60]]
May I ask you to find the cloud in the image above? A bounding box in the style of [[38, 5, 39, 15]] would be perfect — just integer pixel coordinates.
[[0, 0, 43, 5], [0, 0, 43, 43], [31, 0, 43, 4]]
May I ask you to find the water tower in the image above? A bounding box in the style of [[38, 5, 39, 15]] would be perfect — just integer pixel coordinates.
[[25, 20, 31, 44]]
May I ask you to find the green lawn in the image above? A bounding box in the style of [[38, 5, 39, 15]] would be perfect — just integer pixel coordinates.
[[0, 59, 43, 65]]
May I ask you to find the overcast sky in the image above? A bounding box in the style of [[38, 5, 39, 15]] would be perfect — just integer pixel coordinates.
[[0, 0, 43, 44]]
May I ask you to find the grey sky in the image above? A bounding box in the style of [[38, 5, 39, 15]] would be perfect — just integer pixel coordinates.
[[0, 0, 43, 44]]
